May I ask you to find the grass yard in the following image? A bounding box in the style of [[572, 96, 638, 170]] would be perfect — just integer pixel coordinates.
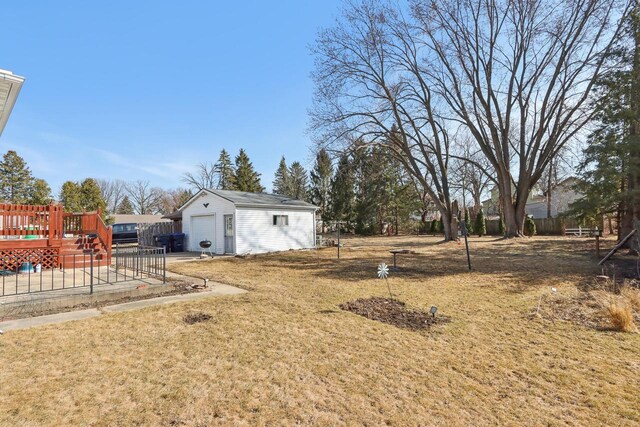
[[1, 236, 639, 426]]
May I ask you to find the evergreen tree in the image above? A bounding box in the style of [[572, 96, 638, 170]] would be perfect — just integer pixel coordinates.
[[28, 178, 52, 205], [214, 149, 236, 190], [498, 216, 506, 236], [59, 178, 107, 214], [475, 209, 487, 237], [310, 149, 333, 231], [524, 216, 537, 236], [571, 8, 640, 241], [234, 149, 264, 192], [289, 161, 308, 200], [59, 181, 81, 212], [331, 153, 355, 226], [79, 178, 107, 213], [0, 150, 34, 203], [463, 207, 474, 235], [430, 218, 439, 234], [117, 195, 135, 214], [273, 156, 292, 196], [353, 146, 377, 235]]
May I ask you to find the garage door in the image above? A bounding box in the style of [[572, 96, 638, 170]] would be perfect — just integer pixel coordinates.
[[191, 215, 215, 252]]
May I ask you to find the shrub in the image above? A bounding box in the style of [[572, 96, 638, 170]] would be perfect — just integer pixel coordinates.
[[464, 208, 474, 235], [524, 217, 536, 236], [429, 219, 439, 234], [605, 303, 637, 333], [498, 216, 506, 236], [438, 217, 444, 234], [474, 209, 486, 237]]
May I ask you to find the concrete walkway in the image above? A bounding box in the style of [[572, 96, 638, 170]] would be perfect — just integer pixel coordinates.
[[0, 283, 246, 332]]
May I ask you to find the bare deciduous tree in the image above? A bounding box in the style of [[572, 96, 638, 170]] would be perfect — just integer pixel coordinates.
[[312, 0, 630, 237], [450, 139, 495, 215], [182, 163, 216, 191], [311, 2, 460, 239], [96, 178, 127, 213], [125, 180, 164, 215], [412, 0, 630, 235]]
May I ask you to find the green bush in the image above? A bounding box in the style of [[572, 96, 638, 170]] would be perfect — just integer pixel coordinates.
[[464, 208, 474, 235], [475, 209, 487, 237], [438, 217, 444, 234], [429, 219, 439, 234], [524, 216, 536, 236], [498, 216, 506, 236]]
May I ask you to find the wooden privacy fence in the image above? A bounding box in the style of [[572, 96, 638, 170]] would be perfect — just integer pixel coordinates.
[[137, 222, 180, 247], [485, 217, 583, 235]]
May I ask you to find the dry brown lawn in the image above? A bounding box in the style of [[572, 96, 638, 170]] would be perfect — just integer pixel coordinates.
[[1, 236, 639, 426]]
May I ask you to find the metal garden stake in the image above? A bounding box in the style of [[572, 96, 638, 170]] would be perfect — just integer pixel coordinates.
[[377, 263, 392, 298]]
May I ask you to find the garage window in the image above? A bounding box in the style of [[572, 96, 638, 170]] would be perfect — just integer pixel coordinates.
[[273, 215, 289, 226]]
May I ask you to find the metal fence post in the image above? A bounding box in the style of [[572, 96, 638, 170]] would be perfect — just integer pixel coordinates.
[[89, 251, 94, 294], [162, 246, 166, 284]]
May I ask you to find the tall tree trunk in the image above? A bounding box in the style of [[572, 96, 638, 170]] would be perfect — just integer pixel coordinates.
[[546, 162, 553, 219], [620, 8, 640, 248]]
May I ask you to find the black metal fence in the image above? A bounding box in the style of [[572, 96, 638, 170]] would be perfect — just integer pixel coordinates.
[[0, 245, 166, 297]]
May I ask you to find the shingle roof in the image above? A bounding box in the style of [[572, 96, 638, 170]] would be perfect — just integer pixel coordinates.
[[208, 189, 317, 209]]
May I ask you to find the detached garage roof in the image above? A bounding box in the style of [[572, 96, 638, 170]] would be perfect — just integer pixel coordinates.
[[0, 69, 25, 137], [210, 189, 317, 209], [174, 188, 317, 215]]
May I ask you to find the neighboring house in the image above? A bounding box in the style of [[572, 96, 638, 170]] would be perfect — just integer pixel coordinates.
[[175, 189, 317, 255], [481, 177, 582, 219], [0, 69, 25, 137], [526, 177, 582, 219]]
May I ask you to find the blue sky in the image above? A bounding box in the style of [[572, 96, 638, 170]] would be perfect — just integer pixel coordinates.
[[1, 1, 341, 194]]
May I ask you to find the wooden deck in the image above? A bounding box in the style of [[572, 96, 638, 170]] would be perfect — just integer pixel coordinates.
[[0, 203, 112, 270]]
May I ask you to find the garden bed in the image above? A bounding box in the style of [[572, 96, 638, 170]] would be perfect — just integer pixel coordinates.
[[340, 297, 449, 331]]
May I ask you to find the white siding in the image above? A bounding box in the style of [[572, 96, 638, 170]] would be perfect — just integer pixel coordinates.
[[182, 192, 235, 253], [235, 207, 315, 254]]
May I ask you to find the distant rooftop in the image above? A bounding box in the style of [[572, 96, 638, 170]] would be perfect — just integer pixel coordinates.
[[0, 69, 25, 137]]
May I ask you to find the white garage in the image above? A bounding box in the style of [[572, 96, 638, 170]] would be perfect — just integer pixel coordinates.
[[178, 189, 317, 255]]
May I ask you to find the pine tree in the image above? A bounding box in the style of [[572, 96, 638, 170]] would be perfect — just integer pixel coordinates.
[[475, 209, 487, 237], [571, 7, 640, 243], [28, 178, 52, 205], [289, 161, 308, 200], [463, 207, 474, 235], [59, 181, 82, 212], [117, 196, 135, 214], [0, 150, 34, 203], [331, 153, 355, 226], [310, 149, 333, 231], [214, 149, 236, 190], [273, 156, 292, 196], [498, 216, 506, 236], [79, 178, 107, 213], [59, 178, 107, 215], [234, 149, 264, 192], [353, 146, 377, 235]]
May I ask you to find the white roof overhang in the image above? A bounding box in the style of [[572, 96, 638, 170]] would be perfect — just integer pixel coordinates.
[[0, 69, 25, 137]]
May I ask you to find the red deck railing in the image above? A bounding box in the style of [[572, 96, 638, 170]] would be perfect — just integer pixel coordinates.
[[0, 203, 64, 240], [0, 203, 111, 250]]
